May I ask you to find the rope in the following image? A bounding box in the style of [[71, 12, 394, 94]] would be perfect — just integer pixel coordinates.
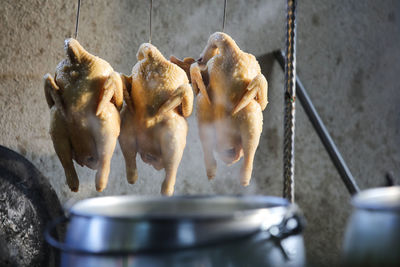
[[283, 0, 297, 203]]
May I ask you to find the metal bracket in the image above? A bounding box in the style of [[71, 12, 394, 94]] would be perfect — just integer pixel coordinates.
[[274, 50, 360, 195]]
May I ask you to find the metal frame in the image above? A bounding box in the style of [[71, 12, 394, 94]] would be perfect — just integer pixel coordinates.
[[275, 51, 360, 196]]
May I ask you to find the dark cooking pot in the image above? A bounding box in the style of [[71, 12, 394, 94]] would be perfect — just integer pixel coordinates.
[[46, 195, 305, 266], [342, 186, 400, 267]]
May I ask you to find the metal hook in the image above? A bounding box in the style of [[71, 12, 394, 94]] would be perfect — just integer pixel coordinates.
[[74, 0, 81, 39]]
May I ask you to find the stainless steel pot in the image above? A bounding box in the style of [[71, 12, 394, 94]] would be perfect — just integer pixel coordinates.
[[342, 186, 400, 267], [46, 195, 305, 267]]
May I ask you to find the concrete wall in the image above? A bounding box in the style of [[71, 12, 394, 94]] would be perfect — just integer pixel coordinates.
[[1, 0, 399, 266]]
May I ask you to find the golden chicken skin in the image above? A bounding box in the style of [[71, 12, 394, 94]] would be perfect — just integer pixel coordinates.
[[44, 38, 123, 192], [120, 43, 193, 196], [171, 32, 268, 186]]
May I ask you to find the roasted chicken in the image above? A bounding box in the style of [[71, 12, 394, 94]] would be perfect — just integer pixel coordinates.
[[44, 38, 123, 192], [171, 32, 268, 186], [120, 43, 193, 196]]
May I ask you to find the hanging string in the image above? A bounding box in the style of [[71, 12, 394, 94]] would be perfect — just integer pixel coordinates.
[[149, 0, 153, 43], [74, 0, 81, 39], [283, 0, 297, 203], [222, 0, 227, 32]]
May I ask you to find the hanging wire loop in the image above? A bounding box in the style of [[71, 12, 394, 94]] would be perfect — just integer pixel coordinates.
[[283, 0, 297, 203], [74, 0, 81, 39], [222, 0, 227, 32]]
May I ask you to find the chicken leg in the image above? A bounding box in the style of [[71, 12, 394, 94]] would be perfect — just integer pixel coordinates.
[[197, 94, 217, 179], [49, 110, 79, 192], [235, 101, 263, 186], [119, 108, 138, 184], [159, 115, 188, 196]]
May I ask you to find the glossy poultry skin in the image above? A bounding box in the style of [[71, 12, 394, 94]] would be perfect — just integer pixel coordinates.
[[172, 32, 268, 186], [44, 38, 123, 192], [120, 43, 193, 196]]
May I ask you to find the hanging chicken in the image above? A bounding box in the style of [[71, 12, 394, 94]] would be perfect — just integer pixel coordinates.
[[119, 43, 193, 196], [44, 38, 123, 192], [171, 32, 268, 186]]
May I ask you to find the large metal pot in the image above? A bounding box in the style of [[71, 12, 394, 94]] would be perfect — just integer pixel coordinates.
[[46, 195, 305, 266], [342, 186, 400, 267]]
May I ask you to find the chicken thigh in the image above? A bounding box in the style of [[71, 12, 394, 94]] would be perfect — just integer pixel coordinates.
[[44, 38, 123, 192], [172, 32, 268, 186], [119, 43, 193, 196]]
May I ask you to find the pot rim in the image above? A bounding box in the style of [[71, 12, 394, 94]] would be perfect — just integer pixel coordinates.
[[68, 194, 289, 221], [352, 186, 400, 212]]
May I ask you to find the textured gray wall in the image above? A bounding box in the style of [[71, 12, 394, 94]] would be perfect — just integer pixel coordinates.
[[1, 0, 399, 266]]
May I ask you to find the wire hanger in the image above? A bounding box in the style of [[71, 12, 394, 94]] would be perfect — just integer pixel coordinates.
[[222, 0, 227, 32], [74, 0, 81, 39], [149, 0, 153, 43]]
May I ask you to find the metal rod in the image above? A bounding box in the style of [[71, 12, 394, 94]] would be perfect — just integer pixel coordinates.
[[283, 0, 297, 203], [74, 0, 81, 39], [274, 50, 360, 195], [149, 0, 153, 43], [222, 0, 227, 32]]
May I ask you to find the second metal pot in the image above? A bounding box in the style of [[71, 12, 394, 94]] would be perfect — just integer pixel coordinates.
[[342, 186, 400, 267]]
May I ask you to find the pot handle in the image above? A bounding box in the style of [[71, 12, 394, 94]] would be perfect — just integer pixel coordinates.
[[44, 216, 73, 253], [264, 205, 305, 260], [266, 205, 305, 239]]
